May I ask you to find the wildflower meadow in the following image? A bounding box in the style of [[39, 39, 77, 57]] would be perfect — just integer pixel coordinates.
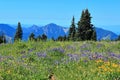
[[0, 41, 120, 80]]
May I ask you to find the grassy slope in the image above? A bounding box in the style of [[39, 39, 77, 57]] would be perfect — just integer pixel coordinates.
[[0, 41, 120, 80]]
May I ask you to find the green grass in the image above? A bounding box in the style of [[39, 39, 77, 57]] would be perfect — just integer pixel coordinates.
[[0, 41, 120, 80]]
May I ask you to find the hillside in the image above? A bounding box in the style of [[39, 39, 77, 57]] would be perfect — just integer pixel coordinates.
[[0, 41, 120, 79], [0, 23, 118, 40]]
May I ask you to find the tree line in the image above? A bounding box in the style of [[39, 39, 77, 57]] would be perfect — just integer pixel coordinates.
[[14, 22, 48, 42], [57, 9, 97, 41], [0, 32, 6, 43], [0, 9, 120, 44]]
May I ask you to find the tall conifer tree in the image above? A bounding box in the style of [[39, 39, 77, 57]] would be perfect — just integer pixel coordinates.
[[77, 9, 96, 41], [14, 22, 23, 41], [29, 33, 35, 41], [68, 16, 76, 41], [0, 32, 6, 44], [41, 34, 47, 41]]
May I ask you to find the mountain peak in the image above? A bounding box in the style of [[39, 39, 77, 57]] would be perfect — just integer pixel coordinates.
[[29, 25, 40, 29], [46, 23, 57, 26], [0, 23, 119, 41]]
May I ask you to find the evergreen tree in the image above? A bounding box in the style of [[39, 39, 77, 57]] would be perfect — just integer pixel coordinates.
[[41, 34, 47, 41], [68, 27, 72, 40], [0, 32, 6, 44], [77, 9, 96, 41], [76, 11, 84, 41], [91, 28, 97, 41], [29, 33, 35, 41], [117, 35, 120, 41], [68, 16, 76, 41], [57, 36, 63, 41], [14, 22, 23, 41], [63, 35, 67, 41]]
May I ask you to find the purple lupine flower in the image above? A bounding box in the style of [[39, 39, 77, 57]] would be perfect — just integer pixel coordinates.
[[80, 45, 87, 49], [67, 54, 80, 62], [67, 45, 76, 51], [94, 52, 104, 59], [107, 52, 120, 60], [21, 55, 28, 58], [112, 54, 120, 60], [97, 54, 103, 59], [67, 54, 73, 57], [84, 50, 91, 53], [67, 45, 73, 49], [36, 52, 47, 58], [81, 53, 87, 57], [88, 53, 98, 60], [83, 60, 88, 63], [52, 47, 65, 53], [117, 55, 120, 59], [28, 48, 35, 53], [109, 52, 116, 57], [89, 56, 94, 60], [97, 43, 104, 48], [80, 50, 90, 54], [103, 57, 108, 61], [80, 44, 91, 49]]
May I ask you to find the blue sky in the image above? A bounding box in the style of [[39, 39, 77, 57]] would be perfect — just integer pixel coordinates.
[[0, 0, 120, 33]]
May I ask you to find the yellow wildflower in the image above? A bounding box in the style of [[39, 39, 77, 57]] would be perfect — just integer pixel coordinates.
[[7, 70, 11, 74], [96, 59, 103, 63], [104, 61, 110, 66], [107, 68, 112, 72], [103, 68, 107, 72], [118, 69, 120, 72], [112, 63, 118, 68]]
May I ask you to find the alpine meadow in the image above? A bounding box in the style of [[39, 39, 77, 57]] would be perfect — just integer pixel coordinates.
[[0, 0, 120, 80]]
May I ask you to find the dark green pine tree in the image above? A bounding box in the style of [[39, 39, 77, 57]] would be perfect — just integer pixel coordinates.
[[63, 35, 67, 41], [68, 16, 76, 41], [0, 32, 6, 44], [91, 28, 97, 41], [14, 22, 23, 41], [76, 11, 84, 41], [117, 35, 120, 41], [29, 33, 35, 41], [41, 34, 47, 41], [77, 9, 96, 41], [57, 36, 63, 41]]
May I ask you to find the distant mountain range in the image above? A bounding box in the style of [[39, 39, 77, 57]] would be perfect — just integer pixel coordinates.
[[0, 24, 15, 37], [0, 23, 118, 41]]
